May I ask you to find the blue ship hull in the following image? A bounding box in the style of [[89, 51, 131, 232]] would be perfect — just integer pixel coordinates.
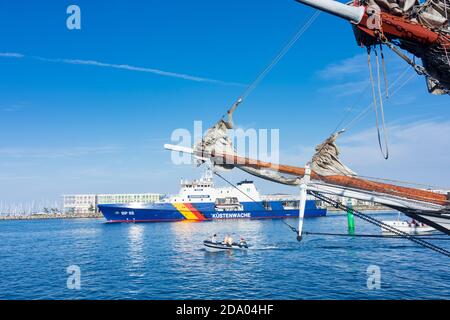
[[98, 200, 326, 223]]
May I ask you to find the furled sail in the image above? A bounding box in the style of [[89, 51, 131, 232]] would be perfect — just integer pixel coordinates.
[[415, 0, 450, 30], [193, 118, 301, 184], [365, 0, 450, 30], [194, 119, 235, 170], [310, 131, 357, 177]]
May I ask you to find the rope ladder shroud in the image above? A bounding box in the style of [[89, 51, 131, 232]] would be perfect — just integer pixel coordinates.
[[213, 170, 450, 258], [310, 191, 450, 258]]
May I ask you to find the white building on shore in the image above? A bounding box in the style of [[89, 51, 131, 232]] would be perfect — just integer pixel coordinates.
[[63, 193, 164, 214]]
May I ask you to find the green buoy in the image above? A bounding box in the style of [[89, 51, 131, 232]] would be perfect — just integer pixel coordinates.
[[347, 199, 355, 234]]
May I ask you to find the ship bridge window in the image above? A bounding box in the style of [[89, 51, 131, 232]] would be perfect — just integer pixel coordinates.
[[282, 201, 298, 209], [262, 201, 272, 211], [315, 200, 324, 208], [215, 197, 243, 212], [215, 197, 239, 205]]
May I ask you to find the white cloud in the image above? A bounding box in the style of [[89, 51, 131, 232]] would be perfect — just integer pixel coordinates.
[[316, 51, 414, 90], [0, 52, 24, 58], [2, 104, 25, 112], [338, 120, 450, 187], [0, 145, 121, 159], [316, 54, 367, 80], [318, 79, 371, 97], [0, 52, 244, 86], [36, 57, 245, 86]]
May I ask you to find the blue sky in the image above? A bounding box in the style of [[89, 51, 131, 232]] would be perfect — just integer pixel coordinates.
[[0, 0, 449, 205]]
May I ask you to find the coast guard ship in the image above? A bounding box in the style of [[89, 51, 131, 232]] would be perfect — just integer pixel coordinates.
[[98, 170, 326, 223]]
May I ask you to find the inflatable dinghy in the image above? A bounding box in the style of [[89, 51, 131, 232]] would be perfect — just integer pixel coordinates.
[[203, 240, 248, 252]]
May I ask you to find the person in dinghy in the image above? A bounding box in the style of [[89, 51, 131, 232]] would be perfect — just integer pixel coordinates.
[[203, 234, 249, 251], [239, 237, 247, 247], [223, 234, 233, 246]]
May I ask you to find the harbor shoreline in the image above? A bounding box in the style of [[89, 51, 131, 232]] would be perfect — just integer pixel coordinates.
[[0, 213, 103, 221]]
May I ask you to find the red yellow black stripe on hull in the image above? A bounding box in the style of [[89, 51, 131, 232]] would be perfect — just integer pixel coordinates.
[[172, 203, 207, 221]]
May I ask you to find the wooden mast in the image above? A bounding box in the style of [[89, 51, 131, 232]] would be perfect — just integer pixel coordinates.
[[208, 151, 448, 207]]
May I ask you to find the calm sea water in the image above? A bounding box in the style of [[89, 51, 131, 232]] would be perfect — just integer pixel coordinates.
[[0, 213, 449, 300]]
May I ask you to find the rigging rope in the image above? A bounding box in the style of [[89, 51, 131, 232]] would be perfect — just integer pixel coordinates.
[[303, 231, 450, 240], [310, 191, 450, 258], [345, 174, 450, 194], [380, 44, 389, 98], [367, 47, 389, 159], [213, 171, 299, 234], [443, 44, 450, 68], [381, 37, 450, 95], [338, 37, 449, 140], [330, 83, 371, 135], [224, 10, 321, 122], [319, 50, 397, 176], [213, 171, 265, 209], [341, 66, 413, 132], [331, 58, 411, 140]]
